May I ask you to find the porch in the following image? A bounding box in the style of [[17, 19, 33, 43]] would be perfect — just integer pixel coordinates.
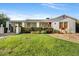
[[21, 22, 52, 28]]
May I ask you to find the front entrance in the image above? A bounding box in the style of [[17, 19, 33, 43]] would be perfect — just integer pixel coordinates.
[[9, 24, 13, 32]]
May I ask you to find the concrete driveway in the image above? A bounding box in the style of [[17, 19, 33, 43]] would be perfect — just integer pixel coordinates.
[[0, 33, 15, 39], [49, 33, 79, 43]]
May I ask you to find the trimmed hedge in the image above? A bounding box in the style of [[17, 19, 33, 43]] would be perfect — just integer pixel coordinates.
[[53, 29, 60, 33], [21, 27, 53, 34], [21, 27, 31, 33], [21, 27, 61, 34], [45, 28, 53, 33]]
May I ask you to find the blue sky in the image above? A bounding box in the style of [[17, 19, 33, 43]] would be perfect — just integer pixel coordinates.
[[0, 3, 79, 20]]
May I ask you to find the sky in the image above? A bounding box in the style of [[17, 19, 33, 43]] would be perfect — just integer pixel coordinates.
[[0, 3, 79, 20]]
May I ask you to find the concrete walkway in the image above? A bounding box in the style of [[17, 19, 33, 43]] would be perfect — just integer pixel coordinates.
[[0, 33, 15, 39], [0, 33, 15, 37], [49, 34, 79, 43]]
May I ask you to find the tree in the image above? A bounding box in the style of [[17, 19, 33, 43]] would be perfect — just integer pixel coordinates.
[[0, 13, 10, 27]]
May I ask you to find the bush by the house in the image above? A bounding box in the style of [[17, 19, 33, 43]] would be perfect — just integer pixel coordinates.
[[31, 27, 37, 31], [31, 27, 42, 31], [53, 29, 60, 33], [21, 27, 53, 34], [41, 30, 47, 34], [45, 28, 53, 33], [21, 27, 31, 33], [31, 31, 40, 34]]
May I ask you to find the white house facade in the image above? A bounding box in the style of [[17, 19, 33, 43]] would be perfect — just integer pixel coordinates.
[[7, 15, 77, 33], [51, 15, 76, 33]]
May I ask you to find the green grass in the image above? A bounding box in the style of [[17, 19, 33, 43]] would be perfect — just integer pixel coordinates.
[[0, 34, 79, 56]]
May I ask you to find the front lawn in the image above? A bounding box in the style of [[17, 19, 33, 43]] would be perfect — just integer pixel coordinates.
[[0, 34, 79, 56]]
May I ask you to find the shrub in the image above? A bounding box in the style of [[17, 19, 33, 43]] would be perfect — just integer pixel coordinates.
[[31, 27, 38, 31], [31, 31, 40, 34], [21, 27, 31, 33], [21, 27, 53, 34], [30, 27, 43, 31], [37, 27, 43, 31], [53, 29, 60, 33], [41, 30, 47, 34], [45, 28, 53, 34]]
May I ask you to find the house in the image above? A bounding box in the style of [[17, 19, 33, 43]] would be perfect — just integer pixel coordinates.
[[52, 15, 77, 33], [9, 15, 77, 33]]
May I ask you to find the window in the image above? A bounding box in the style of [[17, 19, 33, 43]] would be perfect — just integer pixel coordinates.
[[27, 23, 31, 28], [64, 22, 68, 29], [31, 22, 36, 27], [59, 22, 63, 29], [59, 22, 68, 30], [27, 22, 36, 28]]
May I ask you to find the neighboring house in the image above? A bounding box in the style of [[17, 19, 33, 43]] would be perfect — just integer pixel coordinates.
[[9, 15, 77, 33]]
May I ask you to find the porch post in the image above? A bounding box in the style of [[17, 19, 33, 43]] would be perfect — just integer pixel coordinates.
[[22, 22, 25, 27], [6, 21, 10, 33], [16, 24, 21, 34], [37, 22, 39, 27]]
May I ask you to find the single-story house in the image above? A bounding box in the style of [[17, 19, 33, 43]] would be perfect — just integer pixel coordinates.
[[9, 15, 78, 33]]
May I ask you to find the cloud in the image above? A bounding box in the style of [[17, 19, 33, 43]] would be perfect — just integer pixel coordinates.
[[0, 10, 31, 20], [0, 8, 66, 20], [28, 14, 52, 19], [41, 3, 66, 10], [0, 9, 53, 20], [8, 14, 30, 20], [9, 13, 53, 20]]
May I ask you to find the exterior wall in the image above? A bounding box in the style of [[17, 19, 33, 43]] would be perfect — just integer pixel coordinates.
[[60, 18, 76, 33], [0, 24, 4, 34], [52, 18, 76, 33], [68, 18, 76, 33], [51, 21, 59, 30]]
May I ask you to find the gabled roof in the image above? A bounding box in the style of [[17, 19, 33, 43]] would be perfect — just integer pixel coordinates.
[[10, 15, 78, 22], [52, 14, 78, 21]]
